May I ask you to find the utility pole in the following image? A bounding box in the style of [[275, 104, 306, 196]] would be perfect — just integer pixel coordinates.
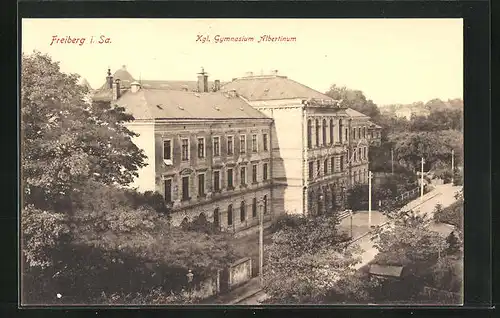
[[391, 148, 394, 174], [451, 149, 455, 184], [368, 171, 373, 228], [259, 200, 264, 287], [420, 157, 425, 201]]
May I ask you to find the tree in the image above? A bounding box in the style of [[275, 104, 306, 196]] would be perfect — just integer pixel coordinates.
[[23, 181, 239, 304], [21, 51, 147, 212], [325, 84, 381, 120], [433, 199, 464, 233], [263, 214, 364, 303], [21, 52, 238, 305], [369, 210, 462, 303], [425, 98, 448, 112], [389, 130, 462, 171]]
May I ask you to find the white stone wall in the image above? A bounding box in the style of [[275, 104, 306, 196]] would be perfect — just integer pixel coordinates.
[[251, 103, 305, 215], [124, 121, 156, 192]]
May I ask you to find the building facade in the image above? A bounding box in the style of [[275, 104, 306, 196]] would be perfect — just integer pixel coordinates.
[[93, 67, 381, 225], [222, 73, 381, 216], [93, 68, 283, 233]]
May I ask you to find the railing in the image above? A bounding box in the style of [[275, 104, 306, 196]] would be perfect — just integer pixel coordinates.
[[337, 209, 352, 221], [395, 187, 419, 202]]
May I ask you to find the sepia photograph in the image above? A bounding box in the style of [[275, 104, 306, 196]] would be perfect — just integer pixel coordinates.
[[20, 18, 464, 306]]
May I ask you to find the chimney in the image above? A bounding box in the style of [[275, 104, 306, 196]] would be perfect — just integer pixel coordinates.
[[106, 68, 113, 89], [112, 79, 121, 100], [271, 70, 278, 75], [228, 89, 237, 98], [245, 71, 253, 77], [130, 81, 141, 93], [197, 67, 209, 93], [121, 65, 127, 70], [214, 80, 221, 91]]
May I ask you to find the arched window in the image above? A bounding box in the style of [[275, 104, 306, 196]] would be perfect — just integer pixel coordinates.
[[263, 195, 268, 214], [315, 119, 320, 147], [339, 119, 343, 142], [227, 204, 233, 226], [240, 201, 246, 221], [322, 119, 327, 145], [198, 212, 207, 223], [252, 198, 257, 217], [180, 217, 189, 230], [307, 119, 312, 149], [329, 119, 334, 144]]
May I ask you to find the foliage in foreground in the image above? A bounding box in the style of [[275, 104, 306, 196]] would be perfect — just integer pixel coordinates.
[[21, 52, 238, 305], [433, 199, 464, 232], [22, 182, 239, 305], [369, 210, 463, 303], [263, 214, 367, 304]]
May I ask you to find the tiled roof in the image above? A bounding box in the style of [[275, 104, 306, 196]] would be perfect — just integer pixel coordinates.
[[369, 264, 404, 278], [114, 89, 270, 120], [221, 75, 333, 101], [140, 80, 226, 91], [99, 67, 135, 90], [97, 67, 226, 92], [369, 122, 383, 129], [342, 108, 370, 119], [92, 88, 128, 102]]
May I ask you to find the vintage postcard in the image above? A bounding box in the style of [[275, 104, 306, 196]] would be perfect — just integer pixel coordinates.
[[20, 18, 463, 305]]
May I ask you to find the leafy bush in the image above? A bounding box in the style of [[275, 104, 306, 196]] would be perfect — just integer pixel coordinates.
[[22, 183, 238, 305], [433, 200, 463, 231], [263, 214, 358, 303], [453, 169, 463, 186]]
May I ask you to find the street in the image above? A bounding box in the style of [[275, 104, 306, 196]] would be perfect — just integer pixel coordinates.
[[234, 290, 266, 305], [353, 183, 462, 270], [233, 184, 462, 304]]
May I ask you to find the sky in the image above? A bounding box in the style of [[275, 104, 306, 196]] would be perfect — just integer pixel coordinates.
[[22, 18, 463, 105]]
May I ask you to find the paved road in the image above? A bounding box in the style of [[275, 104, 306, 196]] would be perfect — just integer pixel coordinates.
[[234, 184, 462, 304], [353, 184, 462, 270], [234, 290, 266, 305]]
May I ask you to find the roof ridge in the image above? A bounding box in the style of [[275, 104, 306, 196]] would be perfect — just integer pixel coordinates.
[[284, 77, 332, 100]]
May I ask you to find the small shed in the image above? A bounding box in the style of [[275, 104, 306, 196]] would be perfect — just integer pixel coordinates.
[[368, 264, 406, 279]]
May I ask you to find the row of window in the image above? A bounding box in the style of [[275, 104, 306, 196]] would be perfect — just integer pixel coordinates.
[[307, 118, 343, 149], [163, 133, 269, 162], [306, 118, 370, 149], [224, 195, 268, 226], [308, 156, 345, 180], [353, 169, 368, 183], [164, 163, 269, 202], [347, 146, 368, 163]]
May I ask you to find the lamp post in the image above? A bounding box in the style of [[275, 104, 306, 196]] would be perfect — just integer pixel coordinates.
[[319, 194, 324, 215], [391, 148, 394, 174], [259, 200, 264, 287], [368, 171, 373, 228], [420, 157, 425, 201], [186, 269, 194, 298], [349, 209, 353, 239], [451, 149, 455, 184]]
